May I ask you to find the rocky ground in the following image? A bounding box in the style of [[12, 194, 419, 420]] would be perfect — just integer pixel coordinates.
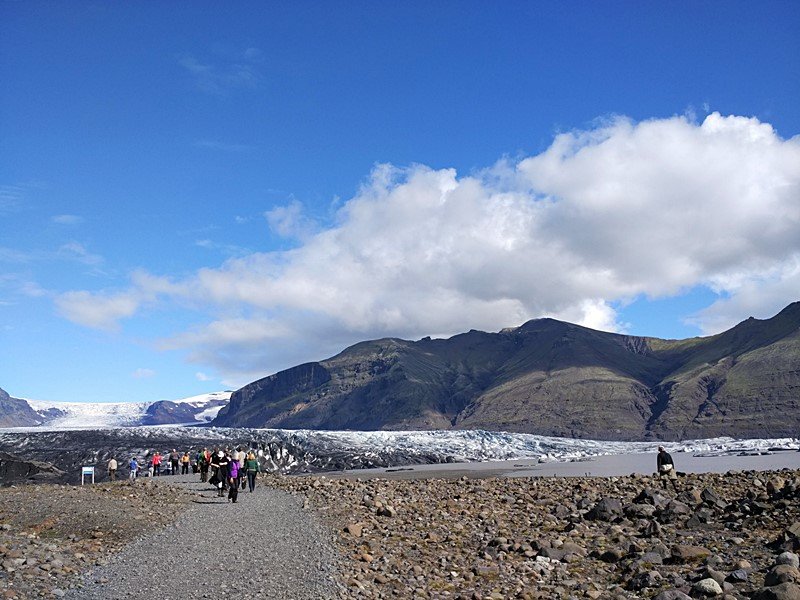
[[0, 479, 191, 598], [270, 469, 800, 599], [1, 469, 800, 599]]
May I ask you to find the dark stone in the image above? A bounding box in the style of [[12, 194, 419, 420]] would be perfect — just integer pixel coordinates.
[[652, 590, 692, 600], [627, 570, 662, 591], [727, 569, 749, 583], [751, 582, 800, 600], [587, 497, 624, 521], [701, 488, 727, 510]]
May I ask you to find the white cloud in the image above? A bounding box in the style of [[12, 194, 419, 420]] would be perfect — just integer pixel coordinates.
[[265, 199, 317, 240], [51, 214, 84, 225], [56, 290, 141, 332], [195, 372, 213, 382], [55, 113, 800, 382], [178, 48, 262, 95], [132, 368, 156, 379], [686, 257, 800, 334], [0, 242, 104, 267], [58, 242, 103, 266]]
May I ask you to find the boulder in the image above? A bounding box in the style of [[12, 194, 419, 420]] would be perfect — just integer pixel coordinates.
[[778, 553, 800, 569], [701, 488, 727, 510], [752, 583, 800, 600], [692, 577, 723, 596], [765, 565, 800, 586], [627, 570, 662, 591], [768, 477, 787, 496], [587, 497, 624, 521]]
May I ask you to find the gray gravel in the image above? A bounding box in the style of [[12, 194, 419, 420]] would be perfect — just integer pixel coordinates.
[[66, 474, 342, 599]]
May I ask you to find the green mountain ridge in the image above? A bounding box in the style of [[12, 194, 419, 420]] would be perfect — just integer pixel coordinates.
[[211, 302, 800, 441]]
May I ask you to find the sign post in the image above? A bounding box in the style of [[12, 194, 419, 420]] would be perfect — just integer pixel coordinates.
[[81, 466, 95, 485]]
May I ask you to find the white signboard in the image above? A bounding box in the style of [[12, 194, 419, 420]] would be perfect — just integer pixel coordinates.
[[81, 466, 95, 485]]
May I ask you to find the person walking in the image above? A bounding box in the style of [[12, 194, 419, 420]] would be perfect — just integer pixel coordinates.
[[210, 450, 229, 497], [228, 458, 240, 503], [236, 446, 246, 490], [180, 451, 190, 475], [244, 451, 260, 493], [107, 456, 118, 481], [219, 450, 231, 493], [128, 457, 139, 481], [152, 451, 162, 476], [197, 448, 209, 482], [657, 446, 679, 491]]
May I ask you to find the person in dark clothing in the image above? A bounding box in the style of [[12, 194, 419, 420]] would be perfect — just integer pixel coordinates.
[[228, 459, 240, 503], [216, 450, 230, 497], [197, 448, 209, 482], [170, 449, 180, 475], [208, 448, 222, 495], [657, 446, 678, 491]]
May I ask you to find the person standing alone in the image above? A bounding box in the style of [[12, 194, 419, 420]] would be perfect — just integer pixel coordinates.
[[657, 446, 679, 491]]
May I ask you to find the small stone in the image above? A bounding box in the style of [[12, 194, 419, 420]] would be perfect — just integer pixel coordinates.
[[778, 553, 800, 569], [727, 569, 749, 583], [652, 590, 692, 600], [670, 544, 711, 563], [692, 578, 723, 596]]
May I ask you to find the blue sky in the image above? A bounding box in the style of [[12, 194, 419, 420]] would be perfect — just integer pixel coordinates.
[[1, 1, 799, 403]]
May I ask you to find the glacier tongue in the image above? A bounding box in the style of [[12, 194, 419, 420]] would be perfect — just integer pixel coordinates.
[[20, 392, 231, 429]]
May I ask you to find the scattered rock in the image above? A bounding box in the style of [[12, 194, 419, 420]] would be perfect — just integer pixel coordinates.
[[693, 577, 723, 596]]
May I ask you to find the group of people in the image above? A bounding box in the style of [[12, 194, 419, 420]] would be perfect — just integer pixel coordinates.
[[200, 446, 262, 502], [115, 449, 193, 480], [111, 446, 262, 503], [111, 445, 679, 497]]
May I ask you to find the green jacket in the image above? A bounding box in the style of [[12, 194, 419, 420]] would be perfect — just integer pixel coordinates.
[[244, 458, 260, 473]]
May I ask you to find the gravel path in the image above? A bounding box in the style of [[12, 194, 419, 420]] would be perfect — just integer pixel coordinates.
[[65, 474, 341, 600]]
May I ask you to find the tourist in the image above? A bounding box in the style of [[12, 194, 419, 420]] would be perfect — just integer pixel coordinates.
[[236, 446, 246, 490], [208, 448, 221, 489], [107, 456, 117, 481], [219, 450, 231, 493], [129, 457, 138, 480], [228, 457, 240, 503], [244, 451, 260, 493], [181, 451, 190, 475], [197, 448, 209, 482], [170, 449, 180, 475], [152, 451, 162, 476], [657, 446, 678, 491], [210, 449, 229, 497]]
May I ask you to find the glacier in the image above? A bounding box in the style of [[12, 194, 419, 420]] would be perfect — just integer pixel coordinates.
[[19, 392, 231, 429]]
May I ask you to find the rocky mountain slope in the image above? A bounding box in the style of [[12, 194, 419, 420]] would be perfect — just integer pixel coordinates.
[[211, 302, 800, 440]]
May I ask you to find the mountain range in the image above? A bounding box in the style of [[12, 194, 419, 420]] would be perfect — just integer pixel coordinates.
[[211, 302, 800, 441], [0, 390, 230, 429]]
